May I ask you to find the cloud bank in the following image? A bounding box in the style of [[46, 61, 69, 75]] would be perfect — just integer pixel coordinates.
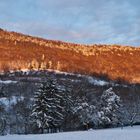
[[0, 0, 140, 46]]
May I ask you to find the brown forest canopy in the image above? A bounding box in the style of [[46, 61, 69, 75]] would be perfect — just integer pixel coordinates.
[[0, 29, 140, 83]]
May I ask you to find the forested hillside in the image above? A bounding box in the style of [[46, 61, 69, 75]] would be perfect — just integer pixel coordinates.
[[0, 28, 140, 83]]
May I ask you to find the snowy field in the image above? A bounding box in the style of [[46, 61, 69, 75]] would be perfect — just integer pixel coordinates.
[[0, 126, 140, 140]]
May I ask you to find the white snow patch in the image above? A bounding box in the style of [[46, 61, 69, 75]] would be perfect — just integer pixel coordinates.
[[87, 77, 109, 86], [0, 96, 24, 106], [0, 126, 140, 140], [0, 80, 17, 84]]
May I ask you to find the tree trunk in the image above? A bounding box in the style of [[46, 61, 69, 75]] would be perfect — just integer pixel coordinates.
[[40, 127, 44, 134]]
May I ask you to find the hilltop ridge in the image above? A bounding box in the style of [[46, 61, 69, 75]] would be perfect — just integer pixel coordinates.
[[0, 28, 140, 83]]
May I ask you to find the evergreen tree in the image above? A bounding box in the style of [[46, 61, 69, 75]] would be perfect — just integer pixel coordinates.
[[98, 87, 122, 128], [32, 83, 49, 133], [32, 79, 73, 133], [72, 97, 96, 130]]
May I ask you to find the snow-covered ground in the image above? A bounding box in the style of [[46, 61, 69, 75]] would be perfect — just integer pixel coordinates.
[[0, 126, 140, 140], [0, 96, 24, 106], [0, 80, 17, 84]]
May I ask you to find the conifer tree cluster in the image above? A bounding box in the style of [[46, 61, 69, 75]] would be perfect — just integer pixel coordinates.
[[32, 83, 122, 133]]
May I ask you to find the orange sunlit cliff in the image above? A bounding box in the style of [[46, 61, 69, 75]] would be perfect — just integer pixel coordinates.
[[0, 28, 140, 83]]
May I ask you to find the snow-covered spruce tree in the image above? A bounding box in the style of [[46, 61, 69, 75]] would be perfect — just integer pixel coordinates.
[[32, 79, 72, 133], [72, 97, 97, 130], [98, 87, 122, 128], [57, 86, 73, 131], [31, 83, 48, 133]]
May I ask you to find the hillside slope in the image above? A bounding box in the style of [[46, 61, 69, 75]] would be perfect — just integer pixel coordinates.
[[0, 28, 140, 83]]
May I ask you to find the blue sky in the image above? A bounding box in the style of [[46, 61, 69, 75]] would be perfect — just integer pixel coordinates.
[[0, 0, 140, 46]]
